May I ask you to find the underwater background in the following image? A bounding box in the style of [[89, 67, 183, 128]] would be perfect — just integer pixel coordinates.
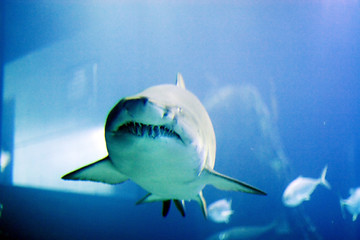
[[0, 1, 359, 239]]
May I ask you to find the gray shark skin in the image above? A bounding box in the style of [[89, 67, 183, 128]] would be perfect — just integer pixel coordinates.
[[62, 73, 266, 217]]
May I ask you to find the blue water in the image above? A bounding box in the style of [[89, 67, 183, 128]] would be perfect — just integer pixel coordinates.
[[1, 1, 360, 239]]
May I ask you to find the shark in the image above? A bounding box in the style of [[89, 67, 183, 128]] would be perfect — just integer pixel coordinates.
[[62, 73, 266, 217]]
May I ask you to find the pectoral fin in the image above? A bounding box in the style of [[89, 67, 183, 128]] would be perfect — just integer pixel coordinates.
[[61, 156, 128, 184], [202, 168, 267, 195]]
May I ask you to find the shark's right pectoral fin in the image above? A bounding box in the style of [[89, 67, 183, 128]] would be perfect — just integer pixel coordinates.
[[202, 168, 267, 195], [61, 156, 128, 184]]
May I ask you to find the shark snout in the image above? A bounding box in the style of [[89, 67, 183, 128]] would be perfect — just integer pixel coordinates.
[[123, 97, 149, 114], [124, 97, 168, 124], [106, 96, 178, 134]]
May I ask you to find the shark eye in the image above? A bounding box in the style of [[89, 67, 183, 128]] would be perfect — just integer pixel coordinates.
[[163, 107, 183, 119], [163, 108, 175, 119]]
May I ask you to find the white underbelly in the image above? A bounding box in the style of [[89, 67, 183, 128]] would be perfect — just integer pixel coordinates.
[[107, 135, 204, 199]]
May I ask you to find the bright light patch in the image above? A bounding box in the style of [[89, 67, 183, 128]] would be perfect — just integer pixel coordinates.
[[12, 126, 116, 195]]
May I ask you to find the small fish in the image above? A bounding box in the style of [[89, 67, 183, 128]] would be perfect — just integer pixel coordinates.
[[340, 187, 360, 221], [282, 165, 331, 207], [208, 199, 234, 223]]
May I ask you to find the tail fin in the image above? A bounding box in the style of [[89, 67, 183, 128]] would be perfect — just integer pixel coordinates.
[[320, 165, 331, 189]]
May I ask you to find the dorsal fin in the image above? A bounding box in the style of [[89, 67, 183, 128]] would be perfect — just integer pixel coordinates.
[[176, 73, 186, 89]]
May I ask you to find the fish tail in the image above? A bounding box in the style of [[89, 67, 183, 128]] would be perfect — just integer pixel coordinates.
[[320, 165, 331, 189]]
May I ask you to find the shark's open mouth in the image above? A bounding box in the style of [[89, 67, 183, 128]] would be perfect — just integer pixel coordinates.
[[116, 122, 182, 141]]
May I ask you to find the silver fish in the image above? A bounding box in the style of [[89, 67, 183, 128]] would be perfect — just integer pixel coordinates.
[[282, 165, 331, 207], [340, 187, 360, 221]]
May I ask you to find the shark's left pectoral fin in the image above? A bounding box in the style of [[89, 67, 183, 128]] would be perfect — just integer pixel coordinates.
[[202, 168, 267, 195], [61, 156, 128, 184]]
